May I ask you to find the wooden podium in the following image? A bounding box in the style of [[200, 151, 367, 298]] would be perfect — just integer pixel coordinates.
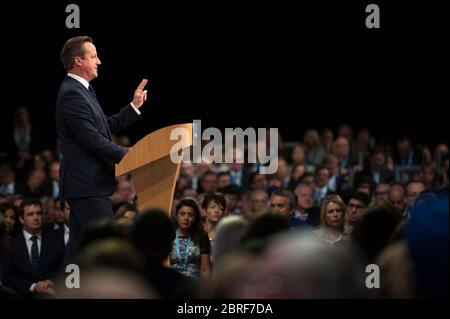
[[115, 123, 193, 214]]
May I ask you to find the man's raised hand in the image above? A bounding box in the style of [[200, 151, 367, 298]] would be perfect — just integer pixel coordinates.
[[132, 78, 148, 109]]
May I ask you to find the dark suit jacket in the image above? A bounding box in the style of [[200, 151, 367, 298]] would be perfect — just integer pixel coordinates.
[[142, 257, 198, 299], [55, 76, 139, 199], [1, 229, 65, 297], [355, 166, 395, 186]]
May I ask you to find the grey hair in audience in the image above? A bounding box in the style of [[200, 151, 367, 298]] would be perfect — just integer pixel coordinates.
[[212, 215, 249, 267]]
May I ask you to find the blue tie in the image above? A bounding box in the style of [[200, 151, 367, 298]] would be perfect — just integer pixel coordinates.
[[88, 84, 97, 98], [30, 235, 39, 275]]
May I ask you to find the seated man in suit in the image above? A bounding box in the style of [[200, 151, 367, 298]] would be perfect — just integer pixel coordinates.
[[292, 183, 320, 228], [54, 198, 70, 247], [1, 198, 65, 298]]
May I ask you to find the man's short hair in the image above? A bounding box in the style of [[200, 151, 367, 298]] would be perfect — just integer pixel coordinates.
[[349, 191, 371, 207], [221, 184, 242, 198], [60, 36, 93, 71], [271, 189, 296, 209]]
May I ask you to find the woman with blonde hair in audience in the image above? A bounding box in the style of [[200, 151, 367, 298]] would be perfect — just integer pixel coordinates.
[[313, 195, 348, 245]]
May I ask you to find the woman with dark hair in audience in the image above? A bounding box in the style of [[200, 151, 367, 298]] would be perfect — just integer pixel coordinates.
[[288, 162, 306, 191], [202, 192, 226, 250], [171, 198, 211, 278], [313, 195, 348, 245], [0, 203, 18, 238], [419, 163, 441, 190]]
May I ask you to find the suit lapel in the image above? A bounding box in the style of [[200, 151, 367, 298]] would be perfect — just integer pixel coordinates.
[[64, 76, 112, 140], [17, 233, 34, 276], [83, 89, 112, 139]]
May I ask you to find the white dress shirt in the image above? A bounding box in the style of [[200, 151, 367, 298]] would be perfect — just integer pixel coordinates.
[[64, 225, 70, 246], [67, 73, 141, 115], [372, 172, 381, 185], [314, 185, 328, 205], [230, 170, 243, 187], [0, 181, 15, 195], [52, 180, 59, 199]]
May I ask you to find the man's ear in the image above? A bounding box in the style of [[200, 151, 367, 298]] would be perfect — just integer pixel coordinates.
[[74, 56, 82, 66], [19, 215, 24, 225]]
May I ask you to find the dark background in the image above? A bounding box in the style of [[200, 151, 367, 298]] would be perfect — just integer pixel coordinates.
[[1, 1, 448, 153]]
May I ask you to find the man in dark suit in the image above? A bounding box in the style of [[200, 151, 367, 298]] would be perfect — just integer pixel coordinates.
[[355, 147, 395, 186], [55, 36, 148, 262], [1, 198, 65, 298], [292, 183, 320, 228]]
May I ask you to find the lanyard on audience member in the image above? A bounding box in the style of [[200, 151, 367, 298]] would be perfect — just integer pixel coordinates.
[[175, 230, 191, 271]]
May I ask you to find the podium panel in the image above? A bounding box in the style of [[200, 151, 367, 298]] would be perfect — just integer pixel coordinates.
[[116, 123, 193, 214]]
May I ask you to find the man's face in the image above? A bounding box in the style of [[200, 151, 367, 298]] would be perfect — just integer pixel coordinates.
[[63, 201, 71, 223], [334, 138, 350, 159], [54, 200, 71, 224], [296, 185, 313, 210], [371, 153, 385, 171], [375, 183, 390, 201], [347, 198, 366, 225], [118, 180, 134, 200], [389, 186, 406, 212], [277, 160, 288, 179], [252, 174, 268, 191], [201, 174, 217, 193], [292, 146, 306, 163], [218, 174, 231, 189], [20, 204, 43, 234], [29, 169, 46, 189], [50, 163, 60, 182], [225, 194, 238, 211], [0, 165, 15, 185], [406, 182, 426, 208], [315, 168, 330, 188], [325, 161, 339, 176], [270, 195, 293, 219], [182, 188, 197, 198], [398, 140, 411, 157], [54, 201, 65, 224], [181, 163, 195, 180], [251, 192, 269, 213], [77, 42, 101, 81]]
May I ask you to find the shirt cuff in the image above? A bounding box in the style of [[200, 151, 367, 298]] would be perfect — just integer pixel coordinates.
[[30, 283, 36, 292], [130, 103, 141, 115]]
